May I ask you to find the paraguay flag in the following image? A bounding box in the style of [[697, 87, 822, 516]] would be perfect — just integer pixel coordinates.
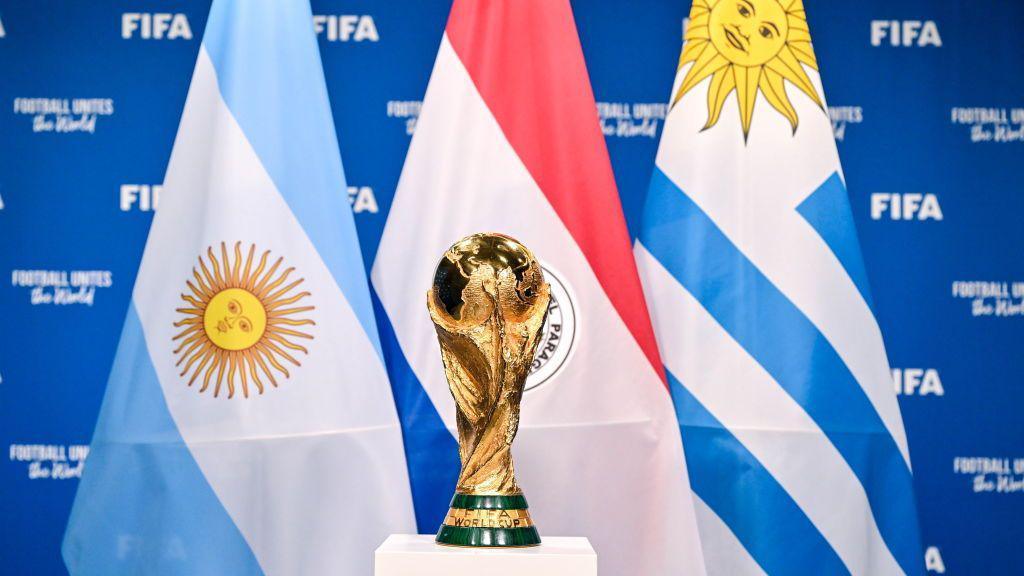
[[62, 1, 414, 574], [372, 1, 706, 574], [635, 0, 923, 574]]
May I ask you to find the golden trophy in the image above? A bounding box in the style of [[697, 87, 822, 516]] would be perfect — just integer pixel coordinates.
[[428, 232, 549, 547]]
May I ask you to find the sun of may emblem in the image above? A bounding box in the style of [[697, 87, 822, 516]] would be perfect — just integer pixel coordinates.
[[173, 242, 314, 399], [674, 0, 823, 138]]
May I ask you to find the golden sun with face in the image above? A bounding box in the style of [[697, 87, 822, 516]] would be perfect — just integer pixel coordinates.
[[674, 0, 822, 139], [173, 242, 315, 399]]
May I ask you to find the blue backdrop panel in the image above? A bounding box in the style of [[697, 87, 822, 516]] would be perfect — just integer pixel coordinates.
[[0, 1, 1020, 574]]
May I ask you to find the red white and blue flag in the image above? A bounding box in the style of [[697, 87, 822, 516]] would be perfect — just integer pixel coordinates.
[[372, 1, 706, 573]]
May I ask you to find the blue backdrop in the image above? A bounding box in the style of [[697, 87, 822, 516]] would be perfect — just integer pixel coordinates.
[[1, 1, 1021, 574]]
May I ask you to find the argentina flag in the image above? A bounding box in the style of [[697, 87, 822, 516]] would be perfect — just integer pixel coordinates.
[[62, 1, 414, 574], [635, 1, 924, 574]]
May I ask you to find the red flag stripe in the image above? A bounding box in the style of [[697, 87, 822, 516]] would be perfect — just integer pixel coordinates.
[[445, 0, 666, 386]]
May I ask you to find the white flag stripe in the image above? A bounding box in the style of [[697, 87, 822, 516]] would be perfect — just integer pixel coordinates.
[[137, 48, 396, 433], [133, 47, 414, 574], [373, 35, 704, 576], [637, 243, 902, 576], [692, 494, 767, 576], [656, 73, 910, 466]]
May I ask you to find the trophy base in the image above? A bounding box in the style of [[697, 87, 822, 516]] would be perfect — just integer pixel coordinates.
[[436, 493, 541, 547]]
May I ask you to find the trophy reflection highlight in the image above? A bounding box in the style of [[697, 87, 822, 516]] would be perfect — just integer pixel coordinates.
[[428, 232, 549, 547]]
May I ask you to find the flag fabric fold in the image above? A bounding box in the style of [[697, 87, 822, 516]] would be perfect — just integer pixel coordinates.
[[372, 1, 706, 574], [62, 1, 414, 574], [636, 1, 923, 574]]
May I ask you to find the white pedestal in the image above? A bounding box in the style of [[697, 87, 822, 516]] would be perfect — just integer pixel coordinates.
[[374, 534, 597, 576]]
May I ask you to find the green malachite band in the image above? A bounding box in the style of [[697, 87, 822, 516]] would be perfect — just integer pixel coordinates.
[[436, 525, 542, 547], [450, 493, 529, 510], [438, 493, 540, 547]]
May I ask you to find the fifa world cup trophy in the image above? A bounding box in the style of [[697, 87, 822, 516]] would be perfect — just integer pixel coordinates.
[[427, 232, 549, 547]]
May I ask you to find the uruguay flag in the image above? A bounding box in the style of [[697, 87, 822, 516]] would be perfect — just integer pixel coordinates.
[[62, 1, 414, 574], [635, 1, 923, 574], [372, 1, 705, 574]]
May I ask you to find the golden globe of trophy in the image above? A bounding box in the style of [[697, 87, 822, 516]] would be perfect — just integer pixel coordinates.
[[427, 232, 549, 547]]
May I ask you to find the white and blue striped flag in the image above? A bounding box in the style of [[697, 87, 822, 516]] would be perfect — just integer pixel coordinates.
[[62, 1, 414, 574], [635, 1, 923, 574]]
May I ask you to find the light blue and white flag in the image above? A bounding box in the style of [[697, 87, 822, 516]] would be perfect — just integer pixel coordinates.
[[62, 1, 414, 574], [635, 1, 923, 574]]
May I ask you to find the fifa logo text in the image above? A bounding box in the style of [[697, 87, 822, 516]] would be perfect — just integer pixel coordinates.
[[313, 15, 379, 42], [870, 193, 943, 221], [870, 20, 942, 47], [122, 13, 193, 40]]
